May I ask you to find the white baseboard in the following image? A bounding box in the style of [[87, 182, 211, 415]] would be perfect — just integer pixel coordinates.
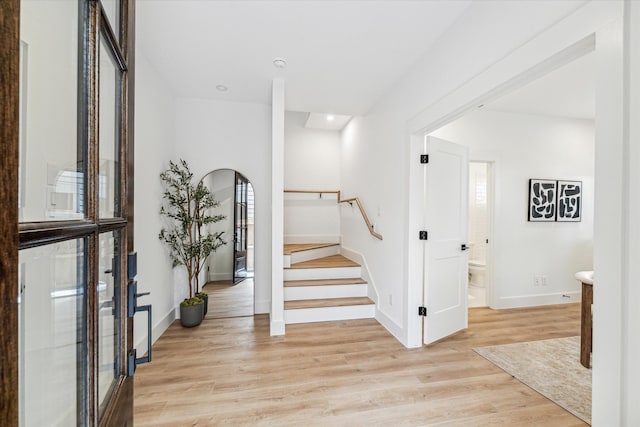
[[375, 308, 409, 347], [255, 299, 270, 314], [283, 265, 361, 281], [284, 235, 340, 244], [284, 304, 375, 324], [495, 290, 581, 309], [135, 308, 176, 357], [270, 318, 285, 336]]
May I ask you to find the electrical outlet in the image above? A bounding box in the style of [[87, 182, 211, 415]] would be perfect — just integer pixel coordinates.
[[388, 294, 393, 306], [534, 276, 541, 286], [541, 276, 548, 286]]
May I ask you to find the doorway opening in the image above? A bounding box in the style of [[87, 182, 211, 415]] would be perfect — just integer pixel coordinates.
[[409, 35, 598, 348], [200, 169, 255, 318], [467, 161, 492, 308]]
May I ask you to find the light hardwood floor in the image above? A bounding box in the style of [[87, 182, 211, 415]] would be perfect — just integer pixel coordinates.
[[202, 279, 254, 319], [134, 303, 586, 426]]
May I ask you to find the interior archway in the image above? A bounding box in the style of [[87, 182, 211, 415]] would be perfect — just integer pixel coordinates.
[[200, 169, 255, 318]]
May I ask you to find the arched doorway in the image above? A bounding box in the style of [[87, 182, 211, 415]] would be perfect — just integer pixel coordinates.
[[200, 169, 255, 318]]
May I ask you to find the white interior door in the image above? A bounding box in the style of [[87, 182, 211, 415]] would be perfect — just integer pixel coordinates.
[[423, 136, 469, 345]]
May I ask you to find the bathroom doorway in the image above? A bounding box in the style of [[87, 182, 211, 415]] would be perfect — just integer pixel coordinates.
[[467, 161, 493, 307]]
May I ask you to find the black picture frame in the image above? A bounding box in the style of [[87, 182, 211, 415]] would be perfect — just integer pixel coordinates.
[[528, 179, 557, 222], [557, 180, 582, 222]]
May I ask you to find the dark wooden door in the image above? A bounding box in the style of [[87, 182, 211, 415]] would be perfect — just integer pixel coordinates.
[[0, 0, 136, 425], [233, 172, 249, 284]]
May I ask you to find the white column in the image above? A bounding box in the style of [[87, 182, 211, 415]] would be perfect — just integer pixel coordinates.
[[270, 79, 285, 335], [592, 11, 624, 426], [621, 1, 640, 424]]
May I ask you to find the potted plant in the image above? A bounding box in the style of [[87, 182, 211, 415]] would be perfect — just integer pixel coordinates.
[[159, 159, 226, 327], [195, 291, 209, 315], [179, 295, 204, 327]]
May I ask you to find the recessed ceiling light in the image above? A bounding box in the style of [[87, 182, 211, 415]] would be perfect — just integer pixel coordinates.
[[326, 115, 335, 121], [273, 57, 287, 69], [216, 85, 228, 92]]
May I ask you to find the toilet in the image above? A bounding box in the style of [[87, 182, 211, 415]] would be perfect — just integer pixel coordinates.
[[468, 260, 486, 288]]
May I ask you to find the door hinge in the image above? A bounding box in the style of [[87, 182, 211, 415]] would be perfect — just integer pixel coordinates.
[[420, 154, 429, 164], [418, 306, 427, 316], [419, 230, 428, 240]]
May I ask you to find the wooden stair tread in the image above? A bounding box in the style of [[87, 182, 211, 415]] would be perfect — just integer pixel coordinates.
[[283, 243, 339, 255], [285, 297, 374, 310], [288, 254, 359, 269], [284, 278, 367, 287]]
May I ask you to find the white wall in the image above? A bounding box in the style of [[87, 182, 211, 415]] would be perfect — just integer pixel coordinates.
[[133, 52, 176, 354], [284, 111, 341, 242], [341, 113, 406, 336], [341, 0, 634, 423], [174, 97, 272, 314], [203, 169, 235, 281], [432, 110, 594, 307]]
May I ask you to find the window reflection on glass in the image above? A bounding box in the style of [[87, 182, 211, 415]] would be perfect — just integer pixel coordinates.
[[19, 1, 83, 222], [99, 35, 121, 218], [98, 231, 120, 413], [19, 239, 86, 426], [100, 0, 120, 41]]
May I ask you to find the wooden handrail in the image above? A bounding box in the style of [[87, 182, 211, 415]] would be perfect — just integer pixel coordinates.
[[284, 189, 383, 240]]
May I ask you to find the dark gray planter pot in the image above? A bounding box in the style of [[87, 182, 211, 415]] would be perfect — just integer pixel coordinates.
[[202, 294, 208, 315], [180, 302, 204, 327]]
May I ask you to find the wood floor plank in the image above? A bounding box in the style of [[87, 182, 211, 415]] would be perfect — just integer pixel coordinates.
[[202, 278, 254, 319], [134, 304, 586, 426], [288, 254, 359, 269]]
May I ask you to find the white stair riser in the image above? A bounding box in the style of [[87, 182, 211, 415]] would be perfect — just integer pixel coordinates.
[[284, 284, 368, 301], [284, 304, 375, 324], [283, 255, 291, 268], [289, 245, 340, 264], [283, 266, 361, 281]]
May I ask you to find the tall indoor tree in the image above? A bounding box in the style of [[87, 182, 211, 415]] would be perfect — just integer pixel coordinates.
[[159, 159, 226, 301]]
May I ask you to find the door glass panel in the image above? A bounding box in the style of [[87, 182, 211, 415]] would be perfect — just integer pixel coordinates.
[[100, 0, 120, 43], [19, 239, 86, 427], [99, 35, 121, 218], [98, 231, 121, 414], [234, 174, 249, 283], [19, 1, 83, 222]]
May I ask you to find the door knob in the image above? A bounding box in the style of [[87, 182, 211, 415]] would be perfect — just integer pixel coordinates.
[[461, 244, 469, 251]]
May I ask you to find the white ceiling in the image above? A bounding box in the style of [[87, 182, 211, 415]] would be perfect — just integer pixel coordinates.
[[136, 1, 472, 116], [484, 51, 595, 120]]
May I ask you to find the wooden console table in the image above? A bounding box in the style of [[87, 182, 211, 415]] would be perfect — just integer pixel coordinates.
[[580, 281, 593, 368]]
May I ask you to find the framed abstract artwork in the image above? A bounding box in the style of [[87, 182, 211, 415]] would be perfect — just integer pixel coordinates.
[[528, 179, 557, 222], [557, 180, 582, 222]]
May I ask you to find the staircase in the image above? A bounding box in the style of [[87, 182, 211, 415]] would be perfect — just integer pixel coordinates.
[[283, 243, 376, 324]]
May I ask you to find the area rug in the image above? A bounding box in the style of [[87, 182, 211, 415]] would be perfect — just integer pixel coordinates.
[[474, 336, 591, 424]]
